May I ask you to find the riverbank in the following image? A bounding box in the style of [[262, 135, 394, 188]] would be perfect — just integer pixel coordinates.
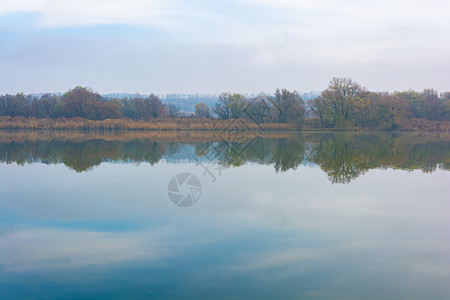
[[0, 116, 296, 131], [0, 116, 449, 131]]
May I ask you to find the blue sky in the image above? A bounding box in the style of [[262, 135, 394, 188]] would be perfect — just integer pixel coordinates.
[[0, 0, 449, 94]]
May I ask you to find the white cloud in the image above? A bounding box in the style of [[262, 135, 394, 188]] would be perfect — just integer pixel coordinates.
[[0, 0, 449, 91], [0, 0, 178, 27], [0, 228, 165, 271]]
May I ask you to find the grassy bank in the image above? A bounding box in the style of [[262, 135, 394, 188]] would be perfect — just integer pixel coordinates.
[[1, 116, 449, 131], [0, 116, 297, 131]]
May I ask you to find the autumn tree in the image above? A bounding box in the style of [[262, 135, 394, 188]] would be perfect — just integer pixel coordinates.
[[194, 102, 211, 118], [441, 92, 450, 120], [0, 93, 34, 117], [245, 94, 271, 124], [35, 94, 60, 118], [374, 94, 413, 130], [441, 92, 450, 100], [100, 98, 122, 119], [60, 87, 98, 118], [268, 88, 305, 124], [213, 93, 247, 119], [308, 96, 328, 128], [422, 88, 443, 120], [147, 95, 166, 118], [351, 92, 382, 128], [321, 77, 366, 128], [121, 95, 165, 120], [395, 90, 427, 119]]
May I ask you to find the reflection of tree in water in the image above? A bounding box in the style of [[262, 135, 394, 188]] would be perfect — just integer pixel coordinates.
[[271, 138, 305, 172], [207, 140, 253, 167], [310, 134, 376, 183], [165, 142, 183, 157], [194, 142, 211, 158], [401, 141, 450, 173], [120, 140, 166, 166], [57, 140, 166, 171], [0, 132, 448, 181], [0, 139, 167, 172], [57, 140, 123, 172], [200, 137, 305, 171], [310, 133, 450, 183], [0, 140, 60, 166], [195, 139, 263, 167]]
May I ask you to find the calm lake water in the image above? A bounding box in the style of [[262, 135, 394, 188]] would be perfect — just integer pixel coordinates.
[[0, 131, 449, 299]]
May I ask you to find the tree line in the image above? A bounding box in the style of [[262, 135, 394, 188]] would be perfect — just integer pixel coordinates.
[[1, 78, 449, 130], [308, 78, 450, 130], [0, 87, 168, 121]]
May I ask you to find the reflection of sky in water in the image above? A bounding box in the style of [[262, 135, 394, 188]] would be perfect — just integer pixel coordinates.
[[1, 162, 449, 299]]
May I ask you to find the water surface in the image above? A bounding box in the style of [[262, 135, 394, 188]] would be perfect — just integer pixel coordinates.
[[1, 131, 449, 299]]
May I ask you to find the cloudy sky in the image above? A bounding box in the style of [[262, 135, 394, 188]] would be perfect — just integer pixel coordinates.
[[0, 0, 449, 94]]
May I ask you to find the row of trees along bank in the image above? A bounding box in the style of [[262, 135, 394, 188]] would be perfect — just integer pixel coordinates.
[[1, 77, 449, 130]]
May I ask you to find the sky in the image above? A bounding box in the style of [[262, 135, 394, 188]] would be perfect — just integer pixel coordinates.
[[0, 0, 449, 94]]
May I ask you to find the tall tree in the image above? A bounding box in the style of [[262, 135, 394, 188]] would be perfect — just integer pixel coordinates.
[[375, 94, 413, 130], [245, 94, 271, 124], [60, 87, 98, 118], [441, 92, 450, 121], [36, 94, 60, 118], [213, 93, 247, 119], [147, 94, 166, 119], [422, 88, 443, 120], [195, 102, 211, 118], [121, 95, 165, 120], [396, 90, 428, 119], [321, 77, 365, 128], [268, 88, 305, 124], [308, 96, 328, 128]]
